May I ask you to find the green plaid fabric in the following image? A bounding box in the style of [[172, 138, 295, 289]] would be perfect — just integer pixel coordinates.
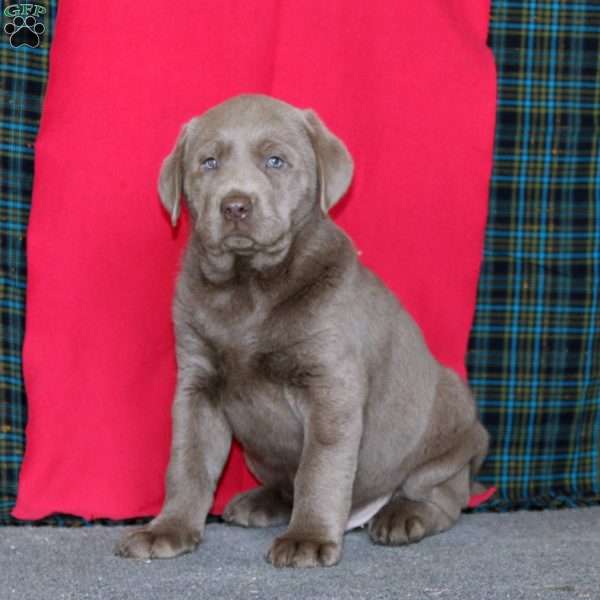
[[0, 1, 57, 524], [468, 1, 600, 510]]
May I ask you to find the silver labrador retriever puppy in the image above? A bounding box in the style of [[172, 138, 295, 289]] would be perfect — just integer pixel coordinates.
[[115, 94, 489, 568]]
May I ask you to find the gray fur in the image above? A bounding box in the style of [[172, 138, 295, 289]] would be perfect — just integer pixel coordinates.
[[115, 94, 489, 568]]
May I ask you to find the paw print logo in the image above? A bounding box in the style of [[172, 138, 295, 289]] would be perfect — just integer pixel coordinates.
[[4, 15, 45, 48]]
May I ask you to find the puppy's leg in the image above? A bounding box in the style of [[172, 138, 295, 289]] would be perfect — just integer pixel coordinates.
[[368, 421, 488, 546], [223, 486, 292, 528], [115, 377, 231, 559], [266, 374, 364, 568], [368, 463, 468, 545]]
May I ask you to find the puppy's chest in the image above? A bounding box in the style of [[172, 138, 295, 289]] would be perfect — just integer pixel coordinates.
[[198, 309, 309, 453], [198, 305, 316, 394]]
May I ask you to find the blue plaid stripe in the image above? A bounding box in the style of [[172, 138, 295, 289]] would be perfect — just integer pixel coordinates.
[[468, 0, 600, 510]]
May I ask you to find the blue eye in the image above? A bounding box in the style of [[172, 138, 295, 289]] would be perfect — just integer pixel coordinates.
[[266, 156, 285, 169], [202, 157, 218, 170]]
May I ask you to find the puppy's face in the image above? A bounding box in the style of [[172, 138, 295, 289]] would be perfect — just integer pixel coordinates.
[[159, 95, 353, 272], [182, 96, 315, 258]]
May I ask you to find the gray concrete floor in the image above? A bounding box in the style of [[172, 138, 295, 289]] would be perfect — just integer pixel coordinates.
[[2, 508, 599, 600]]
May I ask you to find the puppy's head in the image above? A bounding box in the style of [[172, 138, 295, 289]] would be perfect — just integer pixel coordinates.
[[158, 95, 353, 270]]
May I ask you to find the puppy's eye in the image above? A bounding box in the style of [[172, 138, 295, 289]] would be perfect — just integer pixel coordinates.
[[202, 157, 218, 170], [266, 156, 285, 169]]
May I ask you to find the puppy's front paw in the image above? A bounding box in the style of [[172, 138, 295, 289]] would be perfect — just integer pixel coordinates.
[[266, 535, 341, 568], [114, 522, 201, 559]]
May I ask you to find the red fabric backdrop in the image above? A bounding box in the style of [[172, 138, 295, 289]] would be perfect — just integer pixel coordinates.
[[14, 1, 495, 520]]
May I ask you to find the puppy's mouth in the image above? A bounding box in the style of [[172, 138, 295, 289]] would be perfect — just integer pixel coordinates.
[[222, 234, 256, 254], [208, 232, 291, 257]]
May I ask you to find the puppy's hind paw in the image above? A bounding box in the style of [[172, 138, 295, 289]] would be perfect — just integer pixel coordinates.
[[223, 486, 291, 528], [114, 523, 201, 559], [368, 498, 451, 546]]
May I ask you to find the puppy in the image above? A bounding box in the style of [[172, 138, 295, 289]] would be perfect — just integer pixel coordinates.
[[115, 94, 489, 567]]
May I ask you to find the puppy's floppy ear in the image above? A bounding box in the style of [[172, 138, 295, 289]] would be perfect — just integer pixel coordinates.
[[303, 109, 354, 213], [158, 122, 189, 227]]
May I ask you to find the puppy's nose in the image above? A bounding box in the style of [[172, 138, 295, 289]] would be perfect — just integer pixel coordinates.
[[221, 196, 252, 221]]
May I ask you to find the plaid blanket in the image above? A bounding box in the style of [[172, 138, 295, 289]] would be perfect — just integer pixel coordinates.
[[468, 0, 600, 509], [1, 1, 599, 524], [0, 1, 55, 524]]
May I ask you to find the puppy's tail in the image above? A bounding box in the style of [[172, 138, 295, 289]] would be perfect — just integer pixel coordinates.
[[470, 481, 488, 496], [468, 423, 496, 505]]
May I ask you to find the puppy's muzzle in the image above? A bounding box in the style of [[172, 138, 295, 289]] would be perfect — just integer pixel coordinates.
[[221, 195, 252, 222]]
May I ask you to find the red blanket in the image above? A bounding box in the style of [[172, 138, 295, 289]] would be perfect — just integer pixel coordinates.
[[14, 1, 495, 520]]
